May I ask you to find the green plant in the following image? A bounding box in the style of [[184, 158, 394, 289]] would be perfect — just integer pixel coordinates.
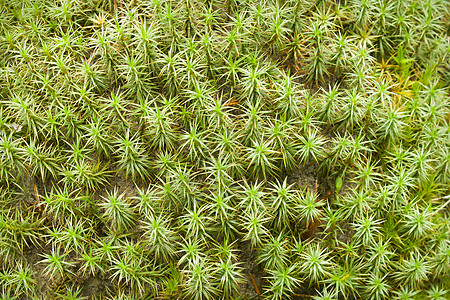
[[351, 158, 382, 190], [132, 185, 158, 216], [78, 247, 104, 278], [0, 0, 448, 298], [265, 118, 297, 172], [367, 239, 395, 272], [117, 52, 151, 100], [393, 251, 431, 289], [180, 121, 209, 163], [9, 263, 36, 297], [241, 57, 269, 103], [264, 264, 301, 300], [351, 214, 382, 246], [179, 203, 211, 242], [337, 189, 374, 222], [50, 219, 90, 254], [56, 285, 87, 300], [323, 259, 362, 298], [0, 209, 44, 257], [267, 178, 296, 230], [99, 189, 135, 234], [336, 89, 367, 132], [392, 286, 419, 300], [296, 129, 326, 164], [178, 238, 206, 267], [210, 128, 243, 178], [431, 240, 450, 278], [426, 285, 449, 300], [239, 99, 267, 146], [257, 233, 289, 270], [238, 180, 266, 214], [363, 272, 391, 300], [141, 211, 177, 261], [241, 210, 270, 248], [59, 159, 110, 193], [183, 258, 218, 300], [313, 288, 337, 300], [246, 138, 279, 180], [3, 93, 42, 140], [296, 189, 325, 228], [40, 188, 86, 224], [40, 247, 75, 283], [22, 140, 60, 182], [219, 54, 241, 89], [145, 99, 178, 151], [204, 189, 238, 240], [0, 288, 19, 300], [83, 116, 113, 158], [109, 254, 158, 296], [204, 155, 234, 188], [205, 98, 232, 131], [317, 84, 341, 127], [0, 133, 24, 181], [169, 164, 198, 209], [214, 257, 244, 298], [114, 130, 151, 180], [374, 104, 407, 147], [299, 243, 333, 285], [402, 205, 434, 240]]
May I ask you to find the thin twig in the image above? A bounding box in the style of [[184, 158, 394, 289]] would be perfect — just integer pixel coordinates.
[[293, 293, 313, 298], [318, 190, 332, 202], [25, 170, 40, 204], [32, 179, 39, 203], [306, 218, 322, 240], [249, 272, 260, 297]]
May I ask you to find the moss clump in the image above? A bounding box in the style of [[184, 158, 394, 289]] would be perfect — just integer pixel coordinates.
[[0, 0, 448, 299]]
